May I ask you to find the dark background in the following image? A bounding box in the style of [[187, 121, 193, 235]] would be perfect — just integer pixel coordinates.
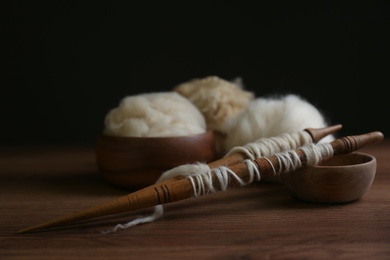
[[3, 1, 389, 146]]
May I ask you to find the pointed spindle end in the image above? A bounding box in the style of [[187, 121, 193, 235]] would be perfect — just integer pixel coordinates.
[[305, 124, 343, 143], [18, 224, 48, 234]]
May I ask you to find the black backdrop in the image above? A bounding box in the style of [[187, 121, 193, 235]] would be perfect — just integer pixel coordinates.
[[3, 1, 389, 146]]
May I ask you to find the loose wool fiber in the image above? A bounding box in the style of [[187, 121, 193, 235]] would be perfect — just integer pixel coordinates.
[[174, 75, 254, 133], [223, 94, 334, 152], [104, 92, 206, 137]]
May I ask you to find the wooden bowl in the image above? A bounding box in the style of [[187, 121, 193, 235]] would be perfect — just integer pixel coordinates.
[[95, 130, 216, 190], [281, 152, 376, 203]]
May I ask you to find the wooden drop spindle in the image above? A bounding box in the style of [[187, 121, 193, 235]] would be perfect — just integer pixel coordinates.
[[17, 130, 383, 234]]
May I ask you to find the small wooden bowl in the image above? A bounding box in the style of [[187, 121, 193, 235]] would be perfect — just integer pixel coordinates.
[[95, 131, 216, 190], [281, 152, 376, 203]]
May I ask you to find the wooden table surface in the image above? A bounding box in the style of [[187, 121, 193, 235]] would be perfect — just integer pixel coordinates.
[[1, 139, 390, 259]]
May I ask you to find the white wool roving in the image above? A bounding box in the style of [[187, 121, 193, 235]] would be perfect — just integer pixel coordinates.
[[104, 92, 206, 137], [173, 75, 254, 133], [223, 94, 334, 153]]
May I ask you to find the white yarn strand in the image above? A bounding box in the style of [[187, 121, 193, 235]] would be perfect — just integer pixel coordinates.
[[300, 143, 334, 166], [102, 205, 164, 234], [263, 157, 278, 176], [273, 150, 303, 173], [244, 159, 261, 184]]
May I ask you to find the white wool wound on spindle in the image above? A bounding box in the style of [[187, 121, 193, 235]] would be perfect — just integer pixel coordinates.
[[188, 160, 261, 197], [188, 142, 334, 198], [226, 130, 312, 160], [157, 163, 211, 182], [104, 92, 206, 137], [223, 94, 334, 153]]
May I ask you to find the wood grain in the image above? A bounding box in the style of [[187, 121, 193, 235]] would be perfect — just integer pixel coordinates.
[[1, 141, 390, 259]]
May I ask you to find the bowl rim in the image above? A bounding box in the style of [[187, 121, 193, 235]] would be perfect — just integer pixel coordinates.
[[98, 129, 214, 141], [308, 152, 375, 169]]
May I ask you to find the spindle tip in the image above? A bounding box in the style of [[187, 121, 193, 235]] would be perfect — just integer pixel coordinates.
[[17, 220, 66, 233], [18, 225, 45, 234], [365, 131, 385, 148], [370, 131, 385, 142], [305, 124, 343, 142], [354, 131, 384, 146]]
